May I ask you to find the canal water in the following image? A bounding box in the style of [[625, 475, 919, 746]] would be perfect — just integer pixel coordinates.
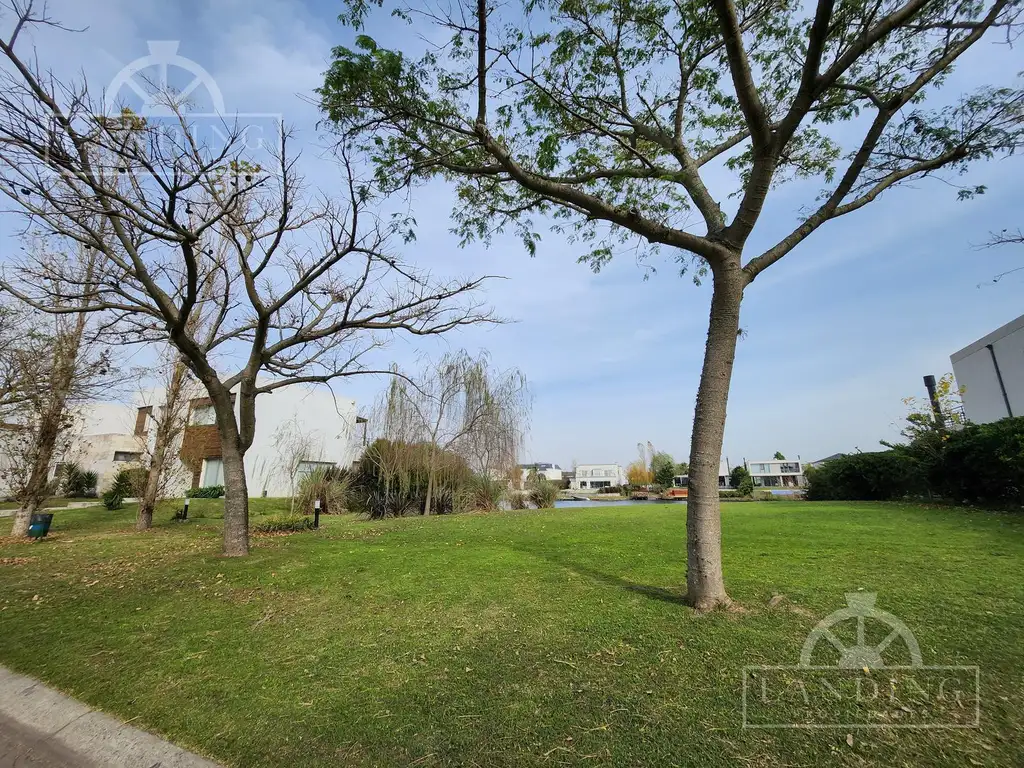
[[554, 498, 686, 508]]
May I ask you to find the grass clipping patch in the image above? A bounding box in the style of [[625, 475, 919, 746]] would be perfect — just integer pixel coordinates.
[[251, 513, 315, 535]]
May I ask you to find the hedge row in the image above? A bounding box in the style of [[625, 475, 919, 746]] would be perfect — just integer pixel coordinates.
[[806, 416, 1024, 507]]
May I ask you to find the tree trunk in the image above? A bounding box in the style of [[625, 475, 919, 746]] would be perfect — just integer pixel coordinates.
[[136, 435, 166, 530], [686, 261, 745, 611], [423, 461, 435, 516], [220, 431, 249, 556], [10, 382, 71, 537]]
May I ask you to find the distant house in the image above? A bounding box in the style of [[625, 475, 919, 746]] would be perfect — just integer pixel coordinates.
[[745, 459, 805, 488], [54, 383, 359, 497], [951, 312, 1023, 424], [673, 460, 733, 489], [518, 462, 563, 487], [810, 453, 844, 468], [570, 463, 625, 491]]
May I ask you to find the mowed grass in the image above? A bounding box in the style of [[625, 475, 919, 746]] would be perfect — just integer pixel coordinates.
[[0, 501, 1021, 767]]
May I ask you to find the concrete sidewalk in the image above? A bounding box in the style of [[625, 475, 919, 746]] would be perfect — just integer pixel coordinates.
[[0, 666, 219, 767]]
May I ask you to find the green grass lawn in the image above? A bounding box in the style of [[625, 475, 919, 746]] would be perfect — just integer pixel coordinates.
[[0, 501, 1021, 767]]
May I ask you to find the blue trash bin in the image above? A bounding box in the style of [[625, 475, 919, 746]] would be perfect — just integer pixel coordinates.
[[28, 513, 53, 539]]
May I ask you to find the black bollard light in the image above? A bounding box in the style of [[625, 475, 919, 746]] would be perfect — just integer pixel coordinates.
[[181, 497, 190, 521], [313, 498, 321, 529]]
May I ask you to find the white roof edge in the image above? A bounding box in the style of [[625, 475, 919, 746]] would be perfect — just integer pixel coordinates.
[[951, 312, 1024, 364]]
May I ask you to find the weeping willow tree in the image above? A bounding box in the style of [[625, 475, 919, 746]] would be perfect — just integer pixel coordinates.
[[366, 351, 531, 516]]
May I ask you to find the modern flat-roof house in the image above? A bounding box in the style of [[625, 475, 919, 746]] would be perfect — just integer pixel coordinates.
[[518, 462, 563, 487], [570, 463, 625, 491], [55, 383, 359, 497], [745, 459, 805, 488], [951, 312, 1024, 424], [673, 460, 733, 489]]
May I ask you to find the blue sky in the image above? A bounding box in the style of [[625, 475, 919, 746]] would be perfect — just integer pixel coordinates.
[[1, 0, 1021, 470]]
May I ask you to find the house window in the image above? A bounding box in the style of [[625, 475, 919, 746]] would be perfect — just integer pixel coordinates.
[[297, 461, 335, 478], [780, 462, 800, 474], [202, 458, 224, 486], [752, 463, 769, 473], [579, 481, 588, 488], [604, 469, 614, 477], [592, 480, 611, 488], [191, 404, 216, 426], [113, 451, 141, 462], [578, 469, 588, 478]]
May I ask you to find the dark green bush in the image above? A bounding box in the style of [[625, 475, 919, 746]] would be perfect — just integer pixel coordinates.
[[186, 485, 225, 499], [102, 467, 136, 510], [61, 462, 98, 498], [805, 451, 924, 501], [935, 417, 1024, 507], [251, 513, 314, 533], [597, 485, 621, 494]]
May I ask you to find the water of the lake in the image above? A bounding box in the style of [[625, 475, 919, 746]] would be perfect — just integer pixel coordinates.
[[553, 498, 686, 508]]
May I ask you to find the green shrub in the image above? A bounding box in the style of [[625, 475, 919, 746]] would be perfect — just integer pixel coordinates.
[[346, 439, 473, 519], [935, 417, 1024, 507], [804, 451, 923, 501], [186, 485, 225, 499], [295, 466, 348, 515], [251, 513, 315, 533], [102, 467, 136, 510], [61, 462, 98, 498], [528, 478, 559, 509], [508, 491, 528, 510], [597, 485, 621, 495]]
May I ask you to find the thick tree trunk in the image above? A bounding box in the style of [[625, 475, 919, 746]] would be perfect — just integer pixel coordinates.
[[686, 262, 745, 611], [10, 495, 40, 537], [220, 434, 249, 556]]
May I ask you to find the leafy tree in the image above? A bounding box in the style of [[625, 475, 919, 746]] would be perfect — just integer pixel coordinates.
[[675, 462, 690, 477], [773, 452, 786, 461], [626, 460, 652, 487], [651, 451, 677, 487], [322, 0, 1024, 608], [729, 465, 753, 497]]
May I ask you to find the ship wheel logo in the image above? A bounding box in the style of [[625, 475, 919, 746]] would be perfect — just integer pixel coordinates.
[[105, 41, 226, 117], [799, 592, 922, 669]]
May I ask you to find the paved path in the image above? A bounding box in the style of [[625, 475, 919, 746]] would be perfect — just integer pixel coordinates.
[[0, 667, 218, 768]]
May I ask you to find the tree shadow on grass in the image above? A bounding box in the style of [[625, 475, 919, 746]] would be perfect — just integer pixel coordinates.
[[514, 544, 689, 607]]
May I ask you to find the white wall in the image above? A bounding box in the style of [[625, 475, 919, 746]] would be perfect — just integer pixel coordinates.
[[243, 384, 358, 498], [952, 313, 1024, 424]]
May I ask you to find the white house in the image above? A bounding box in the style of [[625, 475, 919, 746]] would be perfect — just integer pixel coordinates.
[[673, 460, 733, 489], [518, 462, 563, 487], [58, 382, 359, 498], [951, 312, 1023, 424], [745, 458, 805, 488], [570, 463, 625, 491]]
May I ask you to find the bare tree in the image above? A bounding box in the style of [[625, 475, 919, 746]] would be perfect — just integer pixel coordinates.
[[1, 244, 111, 536], [271, 415, 322, 512], [376, 351, 529, 515], [134, 349, 201, 530], [322, 0, 1024, 607], [0, 3, 497, 555]]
